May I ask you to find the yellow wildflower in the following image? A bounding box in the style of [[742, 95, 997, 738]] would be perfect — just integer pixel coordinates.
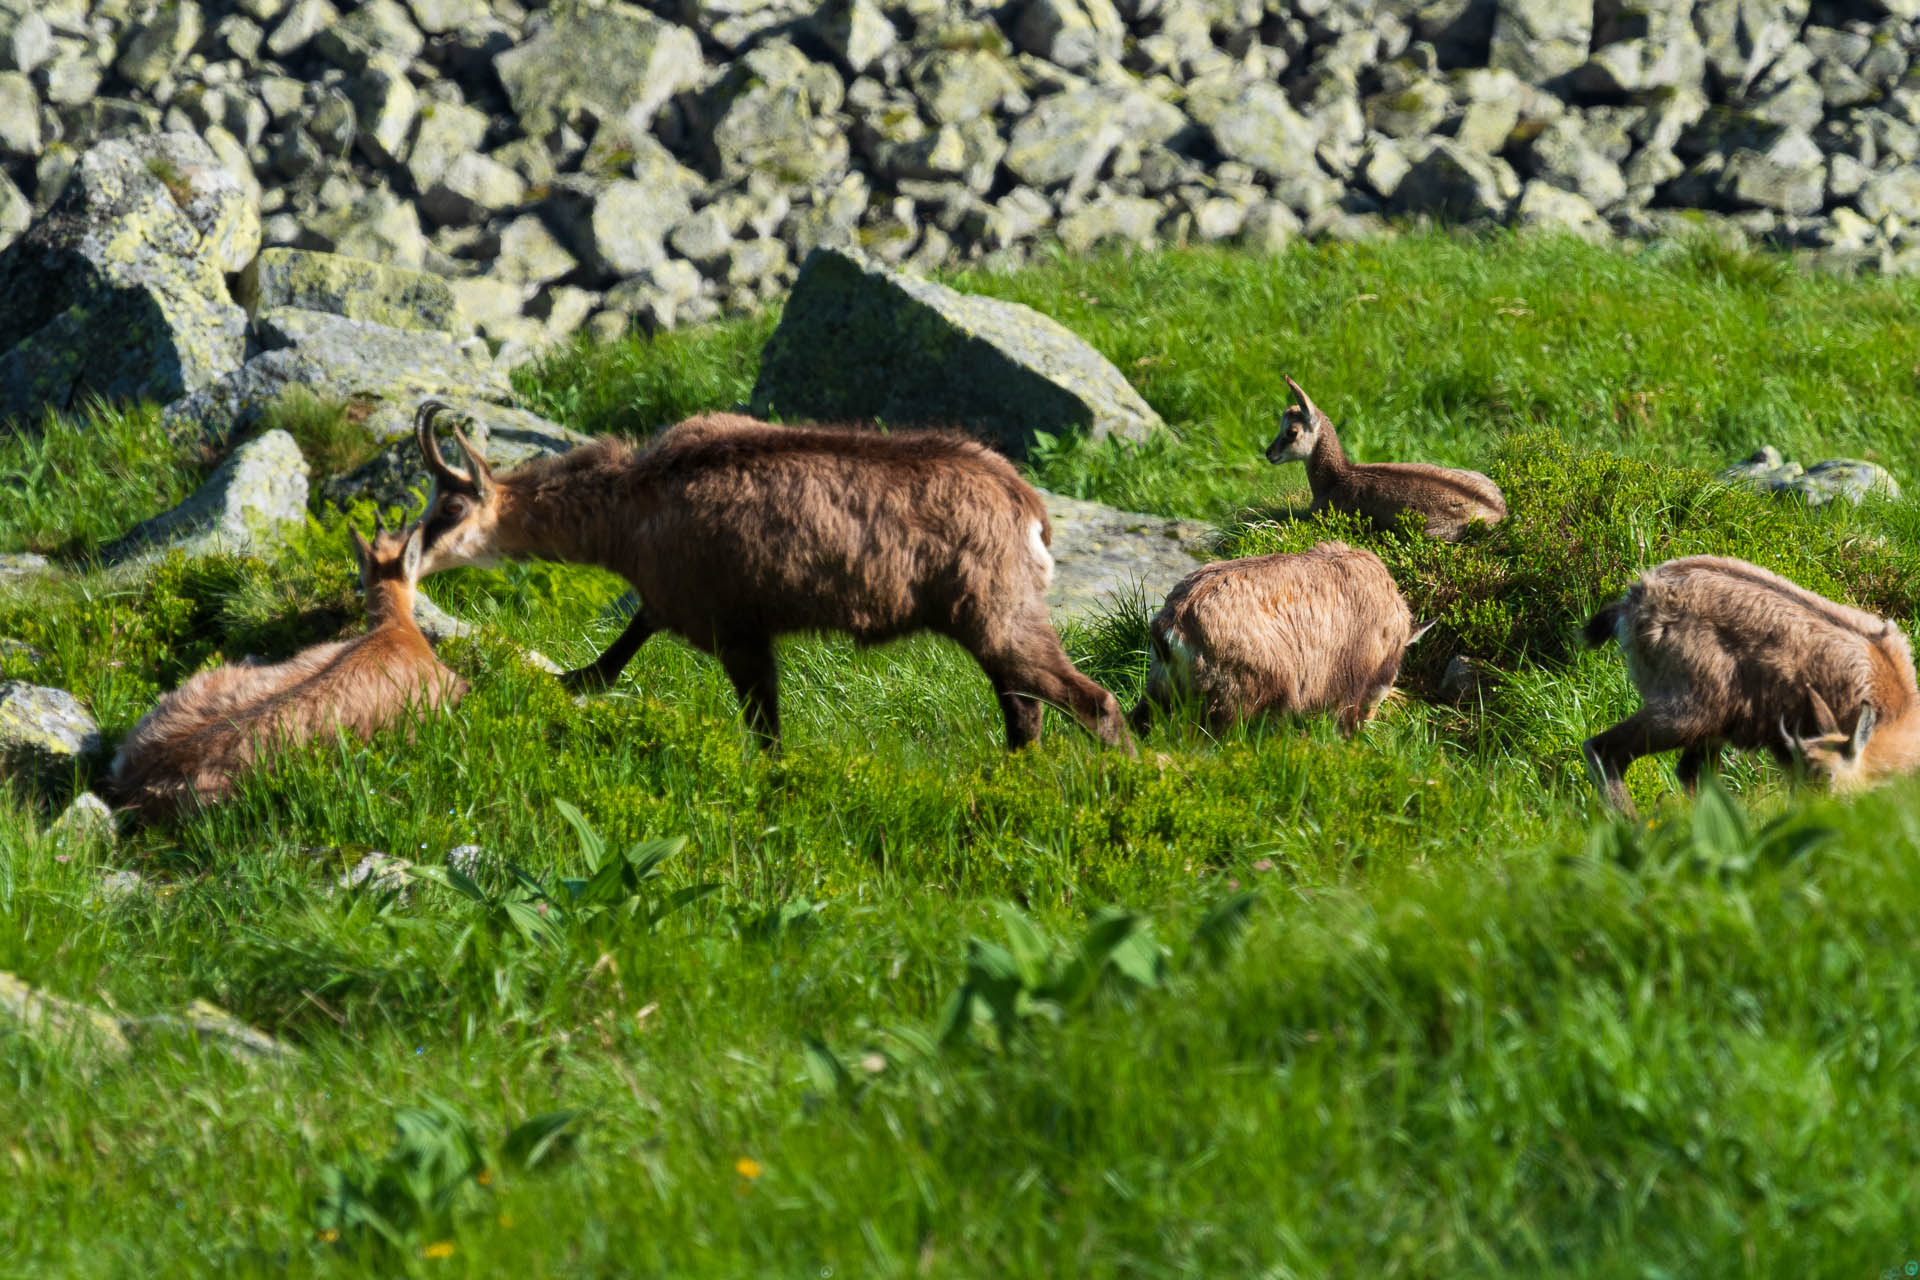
[[475, 1169, 492, 1186], [423, 1241, 455, 1260], [315, 1229, 339, 1244], [735, 1157, 762, 1180]]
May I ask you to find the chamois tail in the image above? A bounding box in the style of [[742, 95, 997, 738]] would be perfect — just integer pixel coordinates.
[[1582, 600, 1626, 650]]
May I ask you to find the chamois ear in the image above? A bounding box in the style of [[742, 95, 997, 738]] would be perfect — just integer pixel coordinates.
[[401, 522, 426, 584], [449, 422, 495, 502], [1851, 703, 1878, 758], [350, 526, 375, 579], [1407, 619, 1438, 645], [1283, 375, 1330, 428], [1808, 689, 1840, 736]]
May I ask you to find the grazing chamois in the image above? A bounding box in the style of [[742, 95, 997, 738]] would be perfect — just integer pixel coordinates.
[[1580, 554, 1920, 814], [105, 518, 467, 820], [1265, 376, 1507, 541], [1130, 541, 1431, 735], [410, 401, 1129, 753]]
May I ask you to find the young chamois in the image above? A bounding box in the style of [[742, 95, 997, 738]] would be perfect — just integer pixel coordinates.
[[1265, 376, 1507, 541], [409, 401, 1129, 753], [1130, 541, 1431, 735], [1581, 555, 1920, 815], [105, 518, 468, 820]]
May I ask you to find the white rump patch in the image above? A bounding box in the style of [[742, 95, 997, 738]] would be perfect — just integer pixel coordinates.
[[1027, 518, 1053, 587], [1161, 631, 1198, 693]]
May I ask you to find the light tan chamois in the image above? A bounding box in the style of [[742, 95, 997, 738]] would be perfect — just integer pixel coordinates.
[[105, 518, 468, 820], [1265, 376, 1507, 541], [1130, 541, 1431, 735], [410, 401, 1129, 753], [1581, 554, 1920, 815]]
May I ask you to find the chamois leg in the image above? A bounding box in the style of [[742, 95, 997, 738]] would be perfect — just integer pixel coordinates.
[[561, 603, 663, 692], [716, 636, 781, 751], [975, 623, 1131, 753], [1582, 708, 1696, 817], [996, 686, 1046, 751], [1675, 743, 1722, 793]]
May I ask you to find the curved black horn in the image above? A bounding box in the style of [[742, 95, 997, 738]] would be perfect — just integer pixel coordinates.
[[414, 399, 469, 483]]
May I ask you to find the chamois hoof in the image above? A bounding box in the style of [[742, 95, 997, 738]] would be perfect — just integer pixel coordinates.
[[558, 665, 614, 694]]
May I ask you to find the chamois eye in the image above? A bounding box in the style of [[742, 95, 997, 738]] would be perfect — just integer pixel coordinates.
[[442, 495, 471, 519]]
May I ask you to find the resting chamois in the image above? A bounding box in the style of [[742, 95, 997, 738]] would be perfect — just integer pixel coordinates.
[[1581, 555, 1920, 814], [409, 401, 1129, 753], [1130, 541, 1430, 735], [105, 518, 467, 820], [1266, 376, 1507, 541]]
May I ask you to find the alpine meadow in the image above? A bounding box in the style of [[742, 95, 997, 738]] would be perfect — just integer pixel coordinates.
[[9, 234, 1920, 1278]]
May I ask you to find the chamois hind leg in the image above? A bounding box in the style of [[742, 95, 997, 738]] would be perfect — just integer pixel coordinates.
[[561, 602, 663, 693], [1582, 707, 1697, 817], [715, 636, 781, 751], [1675, 742, 1722, 793]]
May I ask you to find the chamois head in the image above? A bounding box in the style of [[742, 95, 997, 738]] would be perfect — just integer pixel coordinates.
[[351, 512, 428, 623], [414, 400, 502, 575], [1786, 689, 1887, 794], [1265, 376, 1330, 465]]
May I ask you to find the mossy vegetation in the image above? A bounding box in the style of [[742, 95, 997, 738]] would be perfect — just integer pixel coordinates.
[[5, 234, 1920, 1275]]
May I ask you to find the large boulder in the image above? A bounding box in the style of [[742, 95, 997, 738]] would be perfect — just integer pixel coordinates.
[[0, 133, 253, 426], [105, 430, 310, 565], [1005, 85, 1186, 189], [1488, 0, 1593, 84], [235, 248, 459, 334], [0, 682, 100, 783], [1040, 491, 1210, 621], [750, 247, 1164, 457], [493, 1, 703, 139]]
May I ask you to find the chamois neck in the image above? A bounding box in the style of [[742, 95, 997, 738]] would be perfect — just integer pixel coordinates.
[[364, 579, 415, 629], [1867, 702, 1920, 782], [1306, 420, 1350, 495], [496, 439, 646, 573]]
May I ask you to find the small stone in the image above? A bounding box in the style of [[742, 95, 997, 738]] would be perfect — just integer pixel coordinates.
[[105, 430, 310, 565], [0, 971, 129, 1068], [265, 0, 339, 58], [338, 851, 414, 893], [50, 792, 114, 845], [815, 0, 895, 74], [420, 151, 526, 227], [0, 71, 38, 158], [350, 56, 418, 167], [493, 215, 578, 288], [1057, 194, 1162, 254], [1, 10, 53, 75], [116, 1, 204, 91]]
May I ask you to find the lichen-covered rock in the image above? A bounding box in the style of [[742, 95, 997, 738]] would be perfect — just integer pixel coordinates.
[[1395, 140, 1513, 221], [0, 682, 101, 781], [814, 0, 896, 74], [0, 971, 130, 1068], [1719, 445, 1901, 506], [162, 309, 509, 444], [106, 429, 309, 564], [0, 70, 40, 159], [909, 46, 1022, 126], [1186, 78, 1324, 191], [1014, 0, 1125, 72], [1007, 86, 1185, 189], [320, 396, 590, 510], [1488, 0, 1593, 83], [494, 1, 702, 139], [551, 173, 702, 283], [0, 133, 252, 425], [297, 186, 426, 270], [750, 246, 1164, 457], [1057, 195, 1162, 253], [1040, 490, 1210, 621], [1516, 117, 1627, 211], [116, 1, 204, 91], [1513, 180, 1608, 241], [236, 248, 458, 334], [50, 791, 114, 845]]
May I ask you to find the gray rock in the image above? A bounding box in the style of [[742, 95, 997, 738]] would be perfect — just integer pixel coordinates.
[[40, 53, 102, 108], [320, 396, 589, 510], [1576, 2, 1705, 95], [604, 259, 707, 329], [1057, 194, 1163, 253], [405, 0, 488, 35], [1364, 78, 1453, 140], [0, 71, 38, 159], [750, 246, 1164, 458], [50, 791, 114, 845], [404, 101, 489, 194], [552, 175, 700, 283], [1488, 0, 1592, 83], [1186, 78, 1325, 193], [0, 682, 101, 782], [265, 0, 339, 58], [301, 187, 427, 270], [493, 215, 578, 289], [1720, 131, 1825, 216], [337, 850, 413, 893], [1512, 180, 1607, 241], [0, 970, 129, 1068], [419, 152, 526, 227], [105, 430, 309, 565], [314, 0, 423, 72], [494, 1, 703, 138], [670, 206, 735, 271], [349, 55, 418, 167], [116, 0, 203, 91], [909, 47, 1023, 126], [1516, 117, 1626, 211], [1041, 491, 1210, 622], [1858, 166, 1920, 222], [709, 82, 848, 186], [1, 10, 52, 74], [1719, 446, 1901, 506], [1395, 140, 1512, 221], [1014, 0, 1125, 72], [0, 552, 50, 582], [237, 249, 459, 334], [814, 0, 896, 74], [0, 133, 252, 426]]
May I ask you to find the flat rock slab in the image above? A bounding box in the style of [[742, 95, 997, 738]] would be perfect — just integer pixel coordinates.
[[235, 247, 459, 334], [105, 429, 309, 564], [1041, 490, 1212, 622], [0, 680, 100, 782], [1719, 445, 1902, 506], [751, 246, 1165, 458]]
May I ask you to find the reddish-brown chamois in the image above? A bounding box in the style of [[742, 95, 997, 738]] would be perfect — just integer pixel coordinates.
[[1581, 554, 1920, 814], [1130, 541, 1431, 735], [1265, 376, 1507, 541], [105, 518, 468, 820], [409, 401, 1129, 752]]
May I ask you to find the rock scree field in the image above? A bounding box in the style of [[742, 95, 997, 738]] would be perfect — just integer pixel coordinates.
[[7, 235, 1920, 1275]]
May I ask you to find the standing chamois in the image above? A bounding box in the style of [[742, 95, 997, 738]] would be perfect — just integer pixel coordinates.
[[1265, 376, 1507, 541], [1130, 541, 1430, 735], [1581, 554, 1920, 815], [409, 401, 1129, 753], [105, 518, 468, 820]]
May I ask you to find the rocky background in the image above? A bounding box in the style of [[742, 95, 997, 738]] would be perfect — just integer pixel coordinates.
[[0, 0, 1917, 367]]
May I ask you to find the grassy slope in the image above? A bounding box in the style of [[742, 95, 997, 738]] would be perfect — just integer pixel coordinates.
[[4, 235, 1920, 1277]]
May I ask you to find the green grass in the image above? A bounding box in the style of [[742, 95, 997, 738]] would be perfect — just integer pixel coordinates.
[[6, 234, 1920, 1276]]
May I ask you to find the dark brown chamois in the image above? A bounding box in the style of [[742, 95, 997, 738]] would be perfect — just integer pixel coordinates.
[[106, 517, 468, 820], [1265, 376, 1507, 541], [410, 401, 1129, 753]]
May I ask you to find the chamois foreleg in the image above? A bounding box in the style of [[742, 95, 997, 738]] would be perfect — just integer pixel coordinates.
[[716, 636, 781, 751], [1582, 707, 1698, 817], [1675, 743, 1722, 793], [974, 622, 1131, 753], [562, 602, 664, 692]]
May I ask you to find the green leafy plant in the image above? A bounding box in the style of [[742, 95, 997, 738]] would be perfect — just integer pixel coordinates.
[[940, 903, 1166, 1048]]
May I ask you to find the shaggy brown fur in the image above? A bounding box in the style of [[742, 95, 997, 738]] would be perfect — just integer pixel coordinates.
[[412, 402, 1128, 752], [105, 521, 468, 820], [1581, 554, 1920, 814], [1265, 376, 1507, 541], [1129, 541, 1428, 735]]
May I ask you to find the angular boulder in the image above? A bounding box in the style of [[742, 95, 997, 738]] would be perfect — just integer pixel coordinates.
[[105, 429, 310, 565], [0, 133, 253, 426], [235, 248, 459, 335], [1488, 0, 1593, 83], [750, 247, 1164, 457], [493, 1, 702, 138], [0, 682, 101, 782]]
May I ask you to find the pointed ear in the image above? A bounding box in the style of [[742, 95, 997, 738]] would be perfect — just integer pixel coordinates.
[[402, 522, 425, 584], [1852, 704, 1878, 758], [450, 423, 494, 501], [1284, 375, 1329, 428], [350, 526, 374, 575], [1407, 619, 1437, 645], [1808, 689, 1839, 736]]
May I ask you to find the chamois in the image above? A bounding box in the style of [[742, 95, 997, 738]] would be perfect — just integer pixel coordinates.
[[105, 518, 467, 820], [1580, 554, 1920, 814], [1130, 541, 1430, 735], [1265, 376, 1507, 541], [410, 401, 1129, 753]]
